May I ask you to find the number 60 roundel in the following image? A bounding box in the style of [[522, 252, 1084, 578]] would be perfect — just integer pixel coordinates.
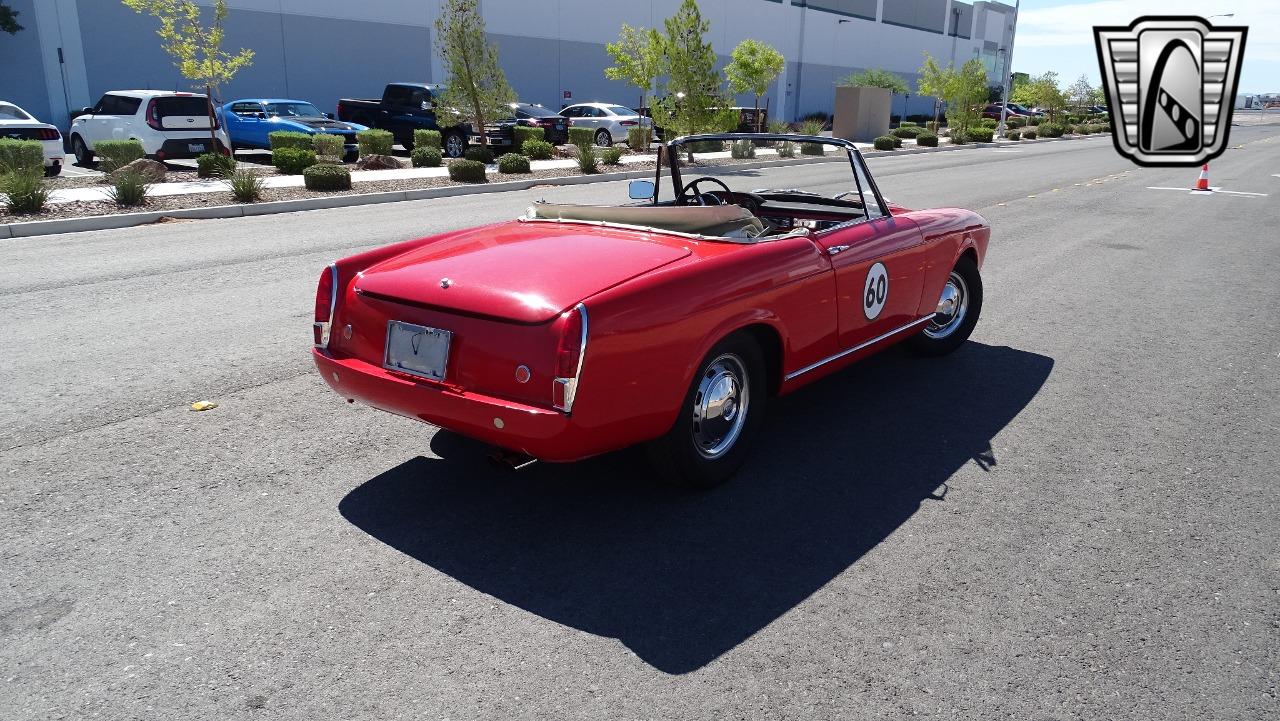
[[863, 261, 889, 320]]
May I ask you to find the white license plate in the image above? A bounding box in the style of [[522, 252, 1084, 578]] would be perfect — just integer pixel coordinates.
[[384, 321, 452, 381], [188, 143, 206, 153]]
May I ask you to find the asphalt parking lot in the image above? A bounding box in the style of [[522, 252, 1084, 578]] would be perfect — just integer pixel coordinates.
[[3, 124, 1278, 720]]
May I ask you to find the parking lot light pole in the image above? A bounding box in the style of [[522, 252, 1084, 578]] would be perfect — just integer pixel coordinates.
[[997, 0, 1019, 138]]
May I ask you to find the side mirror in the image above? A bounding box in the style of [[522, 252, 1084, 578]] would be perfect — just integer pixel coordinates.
[[324, 112, 335, 119], [628, 179, 655, 200]]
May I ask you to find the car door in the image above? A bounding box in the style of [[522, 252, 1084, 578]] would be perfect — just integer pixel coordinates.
[[229, 102, 266, 147], [82, 94, 116, 145], [811, 156, 929, 349]]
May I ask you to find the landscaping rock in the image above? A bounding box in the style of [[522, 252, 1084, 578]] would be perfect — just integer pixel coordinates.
[[110, 158, 166, 183], [356, 154, 402, 170], [557, 145, 580, 159]]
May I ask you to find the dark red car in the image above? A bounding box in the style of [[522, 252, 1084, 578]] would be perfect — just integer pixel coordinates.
[[506, 102, 569, 145], [313, 133, 989, 486]]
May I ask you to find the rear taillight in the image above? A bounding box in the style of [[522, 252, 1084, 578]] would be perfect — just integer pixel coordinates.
[[552, 304, 588, 412], [146, 99, 163, 131], [313, 263, 337, 348], [39, 128, 60, 140]]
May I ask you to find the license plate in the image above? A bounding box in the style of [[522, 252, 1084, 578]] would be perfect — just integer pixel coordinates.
[[187, 143, 206, 153], [384, 321, 452, 382], [555, 124, 565, 130]]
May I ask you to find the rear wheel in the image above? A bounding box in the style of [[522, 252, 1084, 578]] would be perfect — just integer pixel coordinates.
[[647, 334, 766, 488], [906, 254, 983, 356], [443, 131, 466, 158], [71, 135, 93, 166], [594, 129, 612, 147], [44, 164, 62, 177]]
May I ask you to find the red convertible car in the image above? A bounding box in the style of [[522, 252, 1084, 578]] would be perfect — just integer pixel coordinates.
[[313, 133, 989, 486]]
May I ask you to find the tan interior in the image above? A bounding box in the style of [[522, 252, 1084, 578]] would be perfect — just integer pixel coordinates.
[[528, 202, 765, 238]]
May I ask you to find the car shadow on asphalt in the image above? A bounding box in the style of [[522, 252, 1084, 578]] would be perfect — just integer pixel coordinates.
[[338, 341, 1053, 674]]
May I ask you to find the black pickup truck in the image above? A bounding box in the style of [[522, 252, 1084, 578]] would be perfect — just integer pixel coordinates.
[[336, 82, 512, 157]]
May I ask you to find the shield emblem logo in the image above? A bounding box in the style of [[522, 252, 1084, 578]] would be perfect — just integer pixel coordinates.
[[1094, 16, 1247, 167]]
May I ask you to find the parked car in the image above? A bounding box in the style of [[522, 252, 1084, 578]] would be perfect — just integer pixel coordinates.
[[0, 101, 64, 176], [560, 102, 651, 146], [311, 131, 988, 486], [980, 103, 1027, 120], [69, 90, 231, 165], [218, 98, 367, 161], [994, 102, 1042, 118], [336, 83, 508, 157], [502, 102, 569, 145]]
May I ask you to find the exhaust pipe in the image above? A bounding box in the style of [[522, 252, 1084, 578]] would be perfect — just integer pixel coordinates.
[[487, 448, 538, 471]]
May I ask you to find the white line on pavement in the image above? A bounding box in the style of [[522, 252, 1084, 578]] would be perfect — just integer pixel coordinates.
[[1146, 186, 1267, 197]]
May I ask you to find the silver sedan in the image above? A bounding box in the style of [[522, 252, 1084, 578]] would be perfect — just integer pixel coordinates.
[[559, 102, 652, 146]]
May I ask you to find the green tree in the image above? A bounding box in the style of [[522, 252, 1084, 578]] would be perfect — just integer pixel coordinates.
[[1067, 74, 1094, 112], [651, 0, 737, 149], [726, 39, 785, 132], [838, 68, 909, 95], [604, 24, 663, 149], [917, 53, 987, 139], [0, 2, 22, 34], [1012, 71, 1066, 121], [122, 0, 254, 149], [433, 0, 515, 148]]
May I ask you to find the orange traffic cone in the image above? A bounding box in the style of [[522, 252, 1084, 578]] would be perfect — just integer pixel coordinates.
[[1194, 163, 1211, 191]]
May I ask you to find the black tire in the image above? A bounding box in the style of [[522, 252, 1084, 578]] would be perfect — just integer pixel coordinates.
[[71, 135, 94, 166], [443, 131, 466, 158], [906, 254, 983, 357], [44, 164, 62, 177], [594, 129, 612, 147], [646, 333, 767, 488]]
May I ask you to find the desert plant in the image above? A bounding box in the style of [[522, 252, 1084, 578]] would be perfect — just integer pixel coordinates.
[[873, 136, 896, 151], [356, 129, 394, 156], [767, 119, 791, 135], [196, 151, 235, 178], [448, 158, 487, 182], [312, 133, 343, 158], [1038, 123, 1065, 138], [916, 132, 939, 147], [1022, 129, 1037, 140], [1, 170, 49, 214], [513, 125, 544, 151], [969, 127, 994, 143], [521, 139, 554, 160], [568, 127, 595, 149], [926, 120, 939, 133], [106, 170, 150, 207], [576, 144, 599, 174], [95, 139, 145, 173], [979, 117, 998, 129], [600, 146, 624, 165], [730, 140, 755, 159], [269, 131, 312, 150], [891, 126, 925, 139], [463, 145, 494, 163], [1007, 116, 1026, 128], [949, 130, 969, 145], [413, 128, 442, 150], [225, 168, 264, 202], [411, 147, 443, 167], [801, 141, 824, 155], [272, 146, 316, 174], [777, 141, 796, 158], [303, 163, 351, 191], [1027, 116, 1042, 126], [0, 138, 43, 174], [496, 152, 531, 173], [799, 119, 824, 137], [1007, 129, 1021, 141], [627, 126, 649, 152]]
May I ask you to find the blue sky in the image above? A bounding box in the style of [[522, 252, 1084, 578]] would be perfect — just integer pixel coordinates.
[[1013, 0, 1278, 94]]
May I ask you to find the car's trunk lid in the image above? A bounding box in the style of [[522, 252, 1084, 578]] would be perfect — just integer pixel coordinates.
[[355, 222, 691, 323]]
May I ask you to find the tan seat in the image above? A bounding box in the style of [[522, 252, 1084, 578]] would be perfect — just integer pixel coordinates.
[[528, 201, 764, 238]]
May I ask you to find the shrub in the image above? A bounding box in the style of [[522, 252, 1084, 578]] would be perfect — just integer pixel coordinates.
[[799, 111, 830, 126], [688, 140, 723, 154], [969, 128, 995, 143], [949, 131, 969, 145], [1, 170, 49, 214], [801, 141, 825, 155], [1022, 129, 1037, 140], [448, 158, 487, 182], [356, 129, 394, 156], [627, 126, 648, 151], [730, 140, 755, 159], [0, 138, 44, 174], [568, 127, 595, 149], [926, 120, 939, 133], [1038, 123, 1065, 138], [411, 147, 443, 167], [497, 152, 531, 173], [777, 141, 796, 158], [799, 119, 825, 137], [107, 170, 150, 207], [95, 140, 145, 173], [768, 119, 791, 134], [268, 131, 313, 150], [898, 121, 918, 128], [463, 145, 495, 164], [873, 136, 896, 151], [196, 152, 235, 178], [979, 117, 998, 129], [1007, 130, 1021, 141], [522, 139, 553, 160], [413, 129, 442, 150], [226, 168, 264, 202], [312, 133, 344, 158], [1027, 116, 1043, 126], [576, 144, 599, 174], [303, 163, 352, 191], [513, 126, 544, 151], [272, 147, 316, 174], [600, 146, 624, 165], [1007, 116, 1027, 128], [916, 132, 939, 147], [891, 126, 925, 138]]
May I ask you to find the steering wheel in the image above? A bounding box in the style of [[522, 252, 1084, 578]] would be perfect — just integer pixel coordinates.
[[677, 176, 733, 206]]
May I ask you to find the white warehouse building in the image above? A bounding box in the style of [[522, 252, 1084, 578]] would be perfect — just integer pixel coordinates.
[[0, 0, 1017, 129]]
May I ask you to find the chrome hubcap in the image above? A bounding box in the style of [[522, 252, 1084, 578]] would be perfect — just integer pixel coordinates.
[[691, 353, 750, 459], [926, 271, 969, 339]]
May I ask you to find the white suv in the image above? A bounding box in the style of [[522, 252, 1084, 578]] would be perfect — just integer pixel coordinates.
[[69, 90, 231, 165]]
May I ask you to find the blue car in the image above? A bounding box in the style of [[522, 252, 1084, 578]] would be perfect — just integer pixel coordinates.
[[218, 99, 367, 161]]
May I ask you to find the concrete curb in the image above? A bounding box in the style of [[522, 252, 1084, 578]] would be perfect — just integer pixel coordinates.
[[0, 134, 1107, 240]]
